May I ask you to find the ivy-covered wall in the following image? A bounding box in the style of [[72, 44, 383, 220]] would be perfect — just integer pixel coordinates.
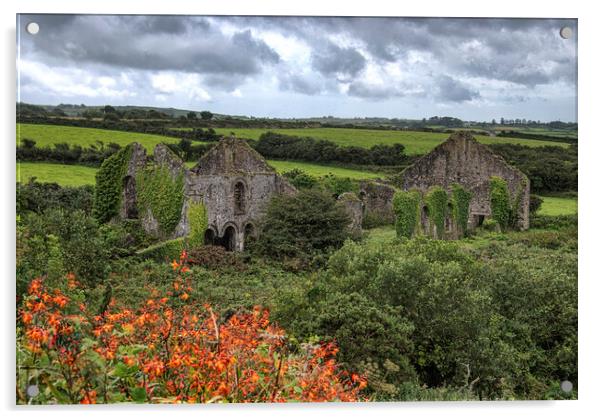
[[93, 145, 133, 223], [450, 184, 472, 236], [186, 201, 209, 247], [136, 165, 185, 237], [424, 187, 448, 239], [489, 176, 511, 230], [392, 190, 421, 238]]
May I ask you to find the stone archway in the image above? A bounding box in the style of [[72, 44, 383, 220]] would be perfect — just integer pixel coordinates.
[[222, 225, 237, 252], [204, 228, 216, 245]]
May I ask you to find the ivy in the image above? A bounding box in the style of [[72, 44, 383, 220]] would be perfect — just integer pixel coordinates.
[[187, 201, 208, 248], [489, 176, 511, 230], [510, 177, 528, 229], [392, 190, 421, 238], [450, 184, 472, 236], [424, 187, 448, 239], [93, 145, 133, 223], [136, 165, 185, 237]]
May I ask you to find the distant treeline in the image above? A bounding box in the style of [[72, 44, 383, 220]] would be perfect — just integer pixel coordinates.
[[488, 143, 578, 193], [496, 130, 577, 144], [254, 132, 409, 166]]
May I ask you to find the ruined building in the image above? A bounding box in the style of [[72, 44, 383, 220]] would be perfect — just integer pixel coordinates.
[[104, 137, 297, 252], [359, 131, 529, 238]]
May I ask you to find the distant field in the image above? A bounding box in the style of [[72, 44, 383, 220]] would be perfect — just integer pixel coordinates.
[[210, 128, 570, 155], [18, 162, 97, 187], [19, 159, 381, 187], [539, 196, 578, 216], [17, 123, 185, 150]]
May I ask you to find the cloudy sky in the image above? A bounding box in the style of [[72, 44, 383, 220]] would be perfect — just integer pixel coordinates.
[[17, 15, 577, 122]]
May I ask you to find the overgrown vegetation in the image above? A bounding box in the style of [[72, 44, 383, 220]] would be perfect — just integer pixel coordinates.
[[392, 190, 421, 238], [489, 177, 511, 230], [135, 165, 185, 237], [424, 187, 448, 239], [451, 184, 472, 236], [93, 145, 133, 223]]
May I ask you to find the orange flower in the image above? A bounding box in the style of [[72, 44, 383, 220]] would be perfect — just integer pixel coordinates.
[[180, 293, 189, 301], [170, 260, 180, 270]]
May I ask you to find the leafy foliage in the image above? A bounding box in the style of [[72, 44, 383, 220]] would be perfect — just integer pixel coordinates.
[[136, 165, 185, 236], [186, 201, 208, 248], [392, 190, 421, 238], [17, 259, 366, 404], [489, 177, 511, 230], [450, 184, 471, 236], [93, 145, 133, 223], [17, 180, 94, 216], [424, 187, 448, 238], [255, 189, 351, 262], [282, 169, 319, 190]]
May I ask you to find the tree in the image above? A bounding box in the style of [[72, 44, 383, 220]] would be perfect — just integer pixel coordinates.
[[187, 111, 197, 120], [103, 105, 117, 114], [255, 189, 351, 261], [200, 111, 213, 120]]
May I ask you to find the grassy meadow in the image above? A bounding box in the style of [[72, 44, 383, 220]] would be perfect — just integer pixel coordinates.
[[211, 127, 570, 154], [17, 123, 186, 150]]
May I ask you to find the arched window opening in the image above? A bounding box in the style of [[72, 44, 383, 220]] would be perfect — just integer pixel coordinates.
[[234, 181, 246, 214], [204, 228, 216, 245]]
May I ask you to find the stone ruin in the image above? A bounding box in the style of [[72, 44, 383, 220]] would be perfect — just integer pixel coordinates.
[[358, 131, 529, 236], [118, 137, 297, 252]]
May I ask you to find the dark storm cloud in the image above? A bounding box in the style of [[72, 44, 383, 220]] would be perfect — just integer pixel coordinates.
[[278, 73, 323, 95], [311, 43, 366, 78], [436, 75, 480, 102], [19, 14, 279, 78]]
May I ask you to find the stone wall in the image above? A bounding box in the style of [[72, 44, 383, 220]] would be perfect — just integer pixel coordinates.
[[401, 132, 529, 230], [338, 192, 363, 235], [358, 181, 397, 225]]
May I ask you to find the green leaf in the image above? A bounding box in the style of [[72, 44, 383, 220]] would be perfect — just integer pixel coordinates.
[[130, 386, 147, 403]]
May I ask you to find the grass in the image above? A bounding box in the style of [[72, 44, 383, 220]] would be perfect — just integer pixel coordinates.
[[17, 123, 188, 150], [18, 162, 97, 187], [19, 158, 381, 188], [538, 196, 578, 216], [211, 127, 571, 155]]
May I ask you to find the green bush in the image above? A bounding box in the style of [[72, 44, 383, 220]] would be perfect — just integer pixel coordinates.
[[255, 189, 351, 262], [482, 218, 500, 232], [135, 237, 185, 262], [392, 190, 421, 238], [282, 169, 318, 190]]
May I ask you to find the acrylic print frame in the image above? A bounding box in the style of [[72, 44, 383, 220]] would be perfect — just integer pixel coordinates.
[[16, 14, 577, 404]]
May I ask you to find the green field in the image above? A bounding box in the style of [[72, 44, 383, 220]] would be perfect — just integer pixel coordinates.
[[538, 196, 578, 216], [18, 162, 97, 187], [211, 127, 570, 155], [19, 159, 381, 187], [17, 123, 186, 150]]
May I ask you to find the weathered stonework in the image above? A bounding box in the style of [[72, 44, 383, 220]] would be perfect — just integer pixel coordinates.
[[400, 131, 529, 232], [358, 181, 397, 224], [115, 137, 297, 251], [337, 192, 363, 235]]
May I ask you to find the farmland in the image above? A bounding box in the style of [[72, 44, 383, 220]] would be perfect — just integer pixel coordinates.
[[17, 123, 185, 149], [210, 127, 570, 154], [19, 160, 381, 186]]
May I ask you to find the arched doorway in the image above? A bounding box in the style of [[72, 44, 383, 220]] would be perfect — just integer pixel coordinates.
[[222, 226, 236, 252], [204, 228, 216, 245]]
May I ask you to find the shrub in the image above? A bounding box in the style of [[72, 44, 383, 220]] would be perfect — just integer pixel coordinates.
[[186, 245, 246, 271], [17, 181, 94, 216], [482, 218, 500, 232], [135, 238, 186, 263], [255, 189, 351, 262], [17, 259, 366, 404], [529, 194, 543, 214], [282, 169, 318, 190]]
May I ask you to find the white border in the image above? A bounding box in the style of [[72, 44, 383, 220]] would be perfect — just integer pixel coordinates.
[[2, 1, 600, 418]]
